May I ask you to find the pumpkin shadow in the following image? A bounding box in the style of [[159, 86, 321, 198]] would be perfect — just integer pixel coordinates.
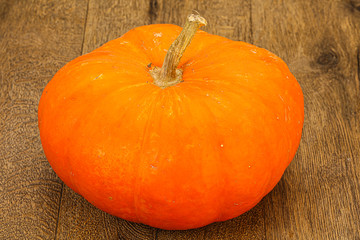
[[151, 202, 265, 239]]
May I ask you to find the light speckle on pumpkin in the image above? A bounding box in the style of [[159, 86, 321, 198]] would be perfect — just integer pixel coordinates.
[[154, 32, 162, 37], [220, 144, 224, 148], [97, 149, 105, 158], [168, 107, 173, 116]]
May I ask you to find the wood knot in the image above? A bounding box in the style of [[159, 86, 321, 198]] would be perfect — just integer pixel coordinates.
[[350, 0, 360, 11], [317, 50, 339, 67]]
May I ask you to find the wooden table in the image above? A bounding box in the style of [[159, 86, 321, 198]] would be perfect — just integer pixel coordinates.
[[1, 1, 359, 239]]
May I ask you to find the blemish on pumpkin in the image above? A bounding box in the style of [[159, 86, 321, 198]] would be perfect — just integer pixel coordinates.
[[154, 32, 162, 37], [166, 155, 174, 162], [141, 41, 148, 50], [94, 73, 103, 80], [276, 116, 280, 120], [97, 149, 106, 158], [109, 196, 113, 200], [153, 38, 159, 45], [279, 95, 284, 102]]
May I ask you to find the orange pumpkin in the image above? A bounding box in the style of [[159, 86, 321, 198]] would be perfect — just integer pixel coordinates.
[[38, 14, 304, 230]]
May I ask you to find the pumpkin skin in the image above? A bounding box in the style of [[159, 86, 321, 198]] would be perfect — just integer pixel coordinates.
[[38, 24, 304, 230]]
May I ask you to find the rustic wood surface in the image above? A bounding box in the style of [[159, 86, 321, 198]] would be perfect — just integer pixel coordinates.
[[1, 0, 359, 239]]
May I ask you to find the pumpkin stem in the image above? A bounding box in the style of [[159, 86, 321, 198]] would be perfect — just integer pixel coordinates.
[[150, 14, 207, 88]]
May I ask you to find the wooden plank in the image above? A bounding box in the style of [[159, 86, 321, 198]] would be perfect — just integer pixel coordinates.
[[150, 0, 252, 42], [2, 1, 358, 239], [0, 1, 88, 239], [251, 0, 360, 239], [81, 0, 153, 54], [54, 1, 158, 239], [151, 1, 266, 239]]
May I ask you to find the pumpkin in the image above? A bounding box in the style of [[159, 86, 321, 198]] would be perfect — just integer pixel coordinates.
[[38, 14, 304, 230]]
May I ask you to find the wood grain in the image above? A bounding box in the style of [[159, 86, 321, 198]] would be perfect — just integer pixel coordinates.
[[0, 0, 87, 239], [252, 0, 360, 239], [149, 0, 252, 42], [1, 0, 359, 239]]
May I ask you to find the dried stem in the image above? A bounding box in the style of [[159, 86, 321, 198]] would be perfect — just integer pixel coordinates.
[[150, 14, 207, 88]]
